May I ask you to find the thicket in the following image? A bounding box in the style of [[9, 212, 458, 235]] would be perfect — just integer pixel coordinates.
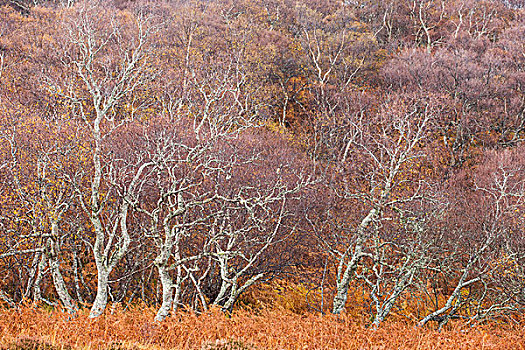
[[0, 0, 524, 336]]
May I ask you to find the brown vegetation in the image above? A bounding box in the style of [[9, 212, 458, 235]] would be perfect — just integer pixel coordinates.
[[0, 305, 524, 350], [0, 0, 524, 346]]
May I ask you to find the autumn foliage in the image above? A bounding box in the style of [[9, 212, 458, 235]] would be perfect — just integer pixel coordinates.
[[0, 0, 524, 348]]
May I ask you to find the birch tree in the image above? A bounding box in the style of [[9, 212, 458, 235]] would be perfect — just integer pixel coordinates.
[[129, 4, 265, 320], [419, 148, 525, 327], [309, 93, 439, 315], [132, 120, 224, 321], [209, 148, 312, 312], [47, 1, 157, 318], [0, 107, 83, 313]]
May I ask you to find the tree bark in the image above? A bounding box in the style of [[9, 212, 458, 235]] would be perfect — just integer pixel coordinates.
[[47, 223, 78, 314], [89, 268, 109, 318], [155, 265, 174, 322], [332, 208, 377, 314]]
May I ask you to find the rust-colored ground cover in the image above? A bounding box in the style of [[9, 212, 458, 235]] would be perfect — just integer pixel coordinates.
[[0, 306, 523, 350]]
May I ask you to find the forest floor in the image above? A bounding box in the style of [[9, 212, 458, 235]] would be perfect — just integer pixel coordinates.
[[0, 306, 524, 350]]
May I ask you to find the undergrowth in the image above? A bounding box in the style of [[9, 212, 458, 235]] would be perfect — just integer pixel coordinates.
[[0, 305, 523, 350]]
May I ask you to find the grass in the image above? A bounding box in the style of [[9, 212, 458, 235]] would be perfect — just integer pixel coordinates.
[[0, 305, 524, 350]]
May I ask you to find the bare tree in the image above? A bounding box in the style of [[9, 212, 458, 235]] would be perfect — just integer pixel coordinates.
[[0, 112, 81, 314], [357, 203, 443, 327], [419, 149, 525, 328], [209, 152, 311, 312], [309, 92, 439, 315], [47, 1, 158, 318]]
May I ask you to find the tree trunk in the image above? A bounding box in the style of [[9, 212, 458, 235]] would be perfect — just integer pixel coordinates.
[[155, 265, 174, 322], [47, 223, 78, 314], [332, 208, 377, 314], [213, 280, 230, 307], [173, 264, 183, 312], [32, 253, 46, 304], [24, 252, 41, 300], [89, 268, 109, 318], [332, 247, 362, 314], [49, 255, 77, 314], [221, 281, 238, 312]]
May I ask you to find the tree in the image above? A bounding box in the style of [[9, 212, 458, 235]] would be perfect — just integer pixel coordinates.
[[46, 1, 158, 318], [419, 147, 525, 327], [308, 92, 440, 316], [131, 4, 313, 319], [0, 116, 80, 313], [208, 132, 311, 312]]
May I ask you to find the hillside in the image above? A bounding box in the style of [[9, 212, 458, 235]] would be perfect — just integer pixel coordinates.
[[0, 0, 524, 347]]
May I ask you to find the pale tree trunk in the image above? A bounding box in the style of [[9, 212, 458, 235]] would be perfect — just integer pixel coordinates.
[[88, 201, 133, 318], [88, 261, 110, 318], [155, 265, 174, 322], [221, 273, 264, 312], [332, 266, 354, 314], [33, 253, 47, 303], [87, 129, 140, 318], [212, 235, 237, 307], [372, 309, 389, 327], [154, 221, 182, 321], [24, 252, 42, 301], [418, 258, 482, 327], [47, 222, 77, 314], [332, 242, 364, 314], [88, 146, 111, 319], [90, 268, 109, 318], [212, 246, 269, 311], [213, 279, 230, 307], [173, 265, 183, 312], [72, 248, 84, 304], [88, 128, 107, 318], [185, 265, 207, 311], [418, 276, 480, 328], [418, 227, 496, 327], [48, 255, 77, 314], [221, 282, 238, 312], [332, 208, 377, 314], [370, 269, 417, 328], [364, 219, 430, 327]]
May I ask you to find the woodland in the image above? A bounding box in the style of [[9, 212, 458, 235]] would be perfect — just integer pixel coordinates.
[[0, 0, 524, 348]]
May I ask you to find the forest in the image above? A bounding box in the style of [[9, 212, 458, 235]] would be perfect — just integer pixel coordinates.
[[0, 0, 524, 348]]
